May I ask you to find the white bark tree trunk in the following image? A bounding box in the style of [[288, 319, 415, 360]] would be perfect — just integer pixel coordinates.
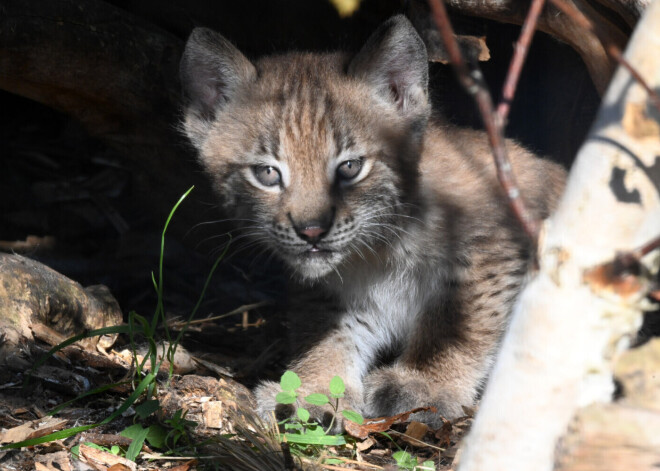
[[457, 1, 660, 469]]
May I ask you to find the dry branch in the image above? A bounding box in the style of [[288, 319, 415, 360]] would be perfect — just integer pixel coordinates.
[[497, 0, 546, 123], [427, 0, 541, 240]]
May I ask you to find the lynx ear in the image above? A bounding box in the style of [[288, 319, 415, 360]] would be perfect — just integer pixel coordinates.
[[348, 15, 429, 123], [180, 28, 256, 146]]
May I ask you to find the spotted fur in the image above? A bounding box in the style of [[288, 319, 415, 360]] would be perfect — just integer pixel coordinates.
[[180, 16, 566, 429]]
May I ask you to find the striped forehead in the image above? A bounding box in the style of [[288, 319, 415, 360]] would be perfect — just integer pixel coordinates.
[[270, 89, 354, 185], [254, 56, 355, 163]]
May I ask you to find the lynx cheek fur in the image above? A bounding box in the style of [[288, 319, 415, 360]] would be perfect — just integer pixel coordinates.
[[180, 16, 566, 429]]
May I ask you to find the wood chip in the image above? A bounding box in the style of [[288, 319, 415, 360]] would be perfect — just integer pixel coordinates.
[[32, 322, 125, 370], [356, 436, 376, 452], [34, 450, 73, 471], [623, 102, 660, 139], [202, 401, 224, 429], [0, 416, 67, 445], [614, 337, 660, 411], [79, 443, 137, 471]]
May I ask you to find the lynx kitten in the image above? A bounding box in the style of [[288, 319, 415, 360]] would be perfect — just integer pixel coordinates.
[[180, 16, 565, 429]]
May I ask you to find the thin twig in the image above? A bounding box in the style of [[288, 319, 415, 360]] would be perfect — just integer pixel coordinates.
[[387, 430, 447, 451], [321, 465, 374, 471], [316, 454, 384, 470], [497, 0, 547, 124], [632, 234, 660, 259], [427, 0, 540, 241], [172, 300, 271, 327], [548, 0, 660, 115], [614, 233, 660, 272]]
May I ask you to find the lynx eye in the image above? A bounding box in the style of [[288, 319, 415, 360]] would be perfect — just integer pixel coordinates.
[[336, 158, 363, 181], [253, 165, 281, 187]]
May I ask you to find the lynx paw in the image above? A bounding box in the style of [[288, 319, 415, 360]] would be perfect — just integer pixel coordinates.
[[363, 367, 467, 427], [254, 380, 285, 424]]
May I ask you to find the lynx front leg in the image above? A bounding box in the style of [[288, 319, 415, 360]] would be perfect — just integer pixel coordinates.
[[362, 276, 513, 427], [254, 320, 372, 431], [360, 235, 530, 426]]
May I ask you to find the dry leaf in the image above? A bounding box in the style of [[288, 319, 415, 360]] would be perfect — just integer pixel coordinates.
[[170, 459, 198, 471], [434, 417, 453, 449], [344, 406, 438, 439], [107, 464, 133, 471], [400, 421, 431, 448]]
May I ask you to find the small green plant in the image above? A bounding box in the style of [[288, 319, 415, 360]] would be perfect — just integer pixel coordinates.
[[164, 408, 199, 450], [120, 424, 152, 461], [275, 370, 363, 458], [392, 450, 436, 471]]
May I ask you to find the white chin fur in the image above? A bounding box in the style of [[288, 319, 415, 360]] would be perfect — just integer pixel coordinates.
[[286, 253, 342, 280]]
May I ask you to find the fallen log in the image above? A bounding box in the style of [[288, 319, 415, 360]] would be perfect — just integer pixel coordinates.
[[0, 253, 122, 363]]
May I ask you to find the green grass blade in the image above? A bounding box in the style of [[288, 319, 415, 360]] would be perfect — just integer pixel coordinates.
[[101, 372, 156, 425], [123, 426, 150, 461], [282, 433, 346, 446], [0, 424, 99, 450], [151, 186, 194, 334]]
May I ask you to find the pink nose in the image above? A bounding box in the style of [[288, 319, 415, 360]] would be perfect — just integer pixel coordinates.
[[299, 226, 325, 240]]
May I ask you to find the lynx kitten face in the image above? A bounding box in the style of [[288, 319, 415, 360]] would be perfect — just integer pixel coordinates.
[[180, 18, 429, 280], [181, 16, 566, 429]]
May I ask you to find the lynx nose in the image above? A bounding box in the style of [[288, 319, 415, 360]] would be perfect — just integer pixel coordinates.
[[289, 210, 334, 244], [297, 225, 327, 243]]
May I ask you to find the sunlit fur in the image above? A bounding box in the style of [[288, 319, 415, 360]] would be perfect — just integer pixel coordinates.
[[181, 16, 566, 429]]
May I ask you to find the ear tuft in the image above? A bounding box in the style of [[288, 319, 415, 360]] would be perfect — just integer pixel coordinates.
[[180, 28, 256, 145], [348, 15, 429, 122]]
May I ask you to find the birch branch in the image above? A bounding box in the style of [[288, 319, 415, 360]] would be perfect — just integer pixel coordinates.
[[457, 1, 660, 469]]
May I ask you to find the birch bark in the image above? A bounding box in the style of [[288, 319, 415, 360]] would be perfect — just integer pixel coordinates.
[[458, 1, 660, 469]]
